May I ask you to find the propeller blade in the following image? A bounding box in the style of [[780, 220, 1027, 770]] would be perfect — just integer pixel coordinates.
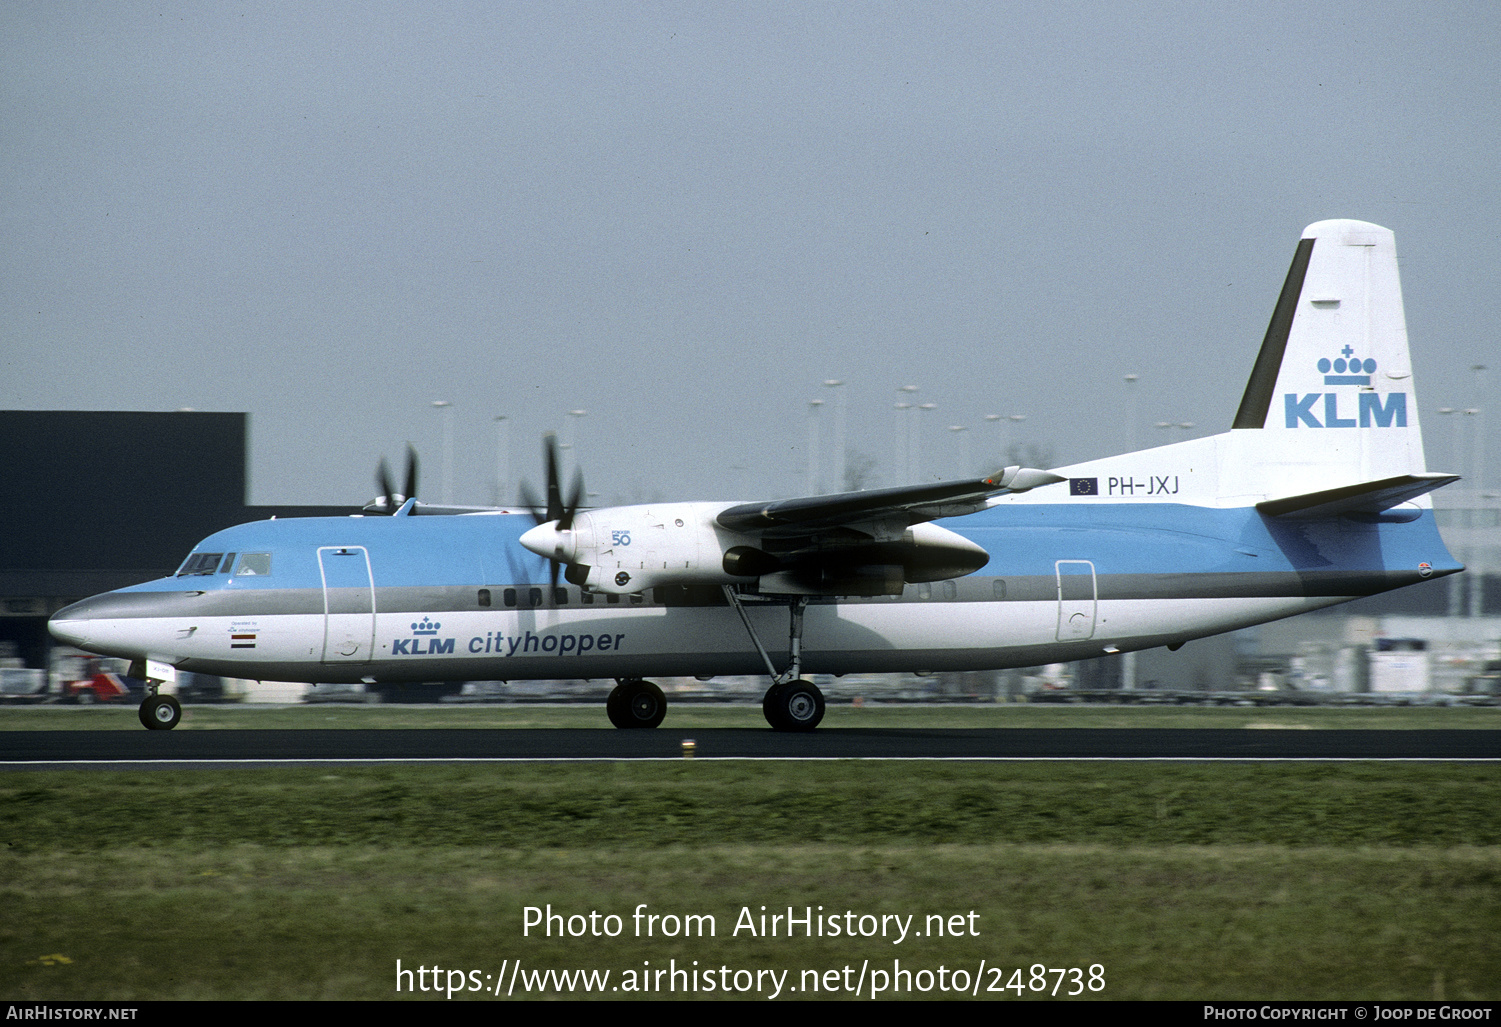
[[560, 466, 585, 531], [543, 432, 563, 524], [517, 480, 546, 526], [376, 458, 396, 514], [403, 444, 419, 505]]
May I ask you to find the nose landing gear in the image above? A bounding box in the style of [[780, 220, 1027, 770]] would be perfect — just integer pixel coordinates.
[[139, 693, 182, 731], [128, 659, 182, 730]]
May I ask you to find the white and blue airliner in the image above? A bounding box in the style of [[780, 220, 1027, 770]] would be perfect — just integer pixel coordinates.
[[49, 220, 1462, 731]]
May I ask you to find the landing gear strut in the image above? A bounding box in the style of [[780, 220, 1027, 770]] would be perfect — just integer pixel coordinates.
[[607, 678, 666, 729], [723, 587, 827, 732]]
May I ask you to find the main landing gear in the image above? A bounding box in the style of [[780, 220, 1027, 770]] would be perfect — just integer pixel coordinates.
[[601, 590, 829, 732], [723, 587, 827, 732], [761, 678, 825, 732], [607, 678, 666, 729]]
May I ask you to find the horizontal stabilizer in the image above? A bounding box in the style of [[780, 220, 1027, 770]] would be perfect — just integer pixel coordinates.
[[1255, 473, 1458, 519], [717, 467, 1064, 535]]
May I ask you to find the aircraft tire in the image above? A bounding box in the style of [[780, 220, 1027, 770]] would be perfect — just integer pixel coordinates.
[[139, 694, 182, 731], [761, 681, 786, 728], [607, 679, 666, 729], [764, 679, 824, 732]]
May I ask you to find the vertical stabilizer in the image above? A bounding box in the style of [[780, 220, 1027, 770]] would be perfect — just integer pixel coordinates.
[[1230, 220, 1427, 484]]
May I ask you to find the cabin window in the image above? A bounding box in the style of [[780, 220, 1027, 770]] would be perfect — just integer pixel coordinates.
[[528, 587, 543, 607], [629, 593, 643, 605], [177, 553, 223, 576], [234, 553, 272, 576], [503, 588, 517, 607], [992, 579, 1006, 599], [917, 583, 932, 600], [581, 592, 595, 605], [941, 580, 957, 600], [477, 589, 491, 608], [606, 594, 620, 604], [553, 587, 568, 605]]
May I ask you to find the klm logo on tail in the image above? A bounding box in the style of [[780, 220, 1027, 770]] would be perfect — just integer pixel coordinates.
[[1285, 346, 1406, 428]]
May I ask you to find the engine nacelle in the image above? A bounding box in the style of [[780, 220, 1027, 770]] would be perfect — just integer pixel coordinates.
[[520, 503, 990, 597], [524, 502, 754, 595]]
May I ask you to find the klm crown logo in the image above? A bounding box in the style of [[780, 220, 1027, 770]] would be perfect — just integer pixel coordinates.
[[412, 617, 441, 635], [1284, 342, 1405, 429], [1319, 345, 1376, 386]]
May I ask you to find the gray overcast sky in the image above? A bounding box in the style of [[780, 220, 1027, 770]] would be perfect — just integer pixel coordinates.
[[4, 2, 1498, 507]]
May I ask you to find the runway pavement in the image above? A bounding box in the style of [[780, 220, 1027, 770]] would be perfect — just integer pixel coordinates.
[[2, 728, 1498, 766]]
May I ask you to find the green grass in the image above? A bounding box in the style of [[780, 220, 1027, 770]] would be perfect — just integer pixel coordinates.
[[2, 763, 1498, 1000], [3, 701, 1499, 730]]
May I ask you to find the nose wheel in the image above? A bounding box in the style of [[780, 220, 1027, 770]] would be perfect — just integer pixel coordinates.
[[139, 694, 182, 731]]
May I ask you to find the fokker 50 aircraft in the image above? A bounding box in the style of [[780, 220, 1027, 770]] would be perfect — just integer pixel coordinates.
[[50, 220, 1462, 731]]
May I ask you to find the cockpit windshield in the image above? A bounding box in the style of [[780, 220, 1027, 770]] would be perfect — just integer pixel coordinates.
[[176, 553, 224, 576], [176, 552, 271, 577]]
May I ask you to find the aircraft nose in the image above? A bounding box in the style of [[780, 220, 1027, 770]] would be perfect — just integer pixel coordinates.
[[48, 599, 99, 649], [47, 591, 188, 660]]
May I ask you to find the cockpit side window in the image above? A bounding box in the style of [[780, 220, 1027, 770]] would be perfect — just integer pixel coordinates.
[[176, 553, 224, 576], [234, 553, 272, 576]]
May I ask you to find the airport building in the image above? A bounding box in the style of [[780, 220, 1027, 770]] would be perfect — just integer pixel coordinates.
[[0, 411, 347, 682]]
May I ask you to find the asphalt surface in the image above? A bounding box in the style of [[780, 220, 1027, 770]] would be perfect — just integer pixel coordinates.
[[2, 728, 1498, 765]]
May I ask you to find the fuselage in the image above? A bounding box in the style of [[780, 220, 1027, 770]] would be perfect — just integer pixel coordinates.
[[48, 490, 1460, 685]]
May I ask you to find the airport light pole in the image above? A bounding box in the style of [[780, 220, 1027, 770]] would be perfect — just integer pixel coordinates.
[[807, 399, 824, 494], [984, 414, 1002, 469], [432, 400, 454, 505], [949, 425, 969, 479], [1437, 408, 1461, 477], [493, 415, 509, 507], [824, 379, 846, 492], [1437, 407, 1464, 617], [898, 386, 919, 483], [895, 403, 913, 483], [566, 409, 587, 481], [916, 403, 937, 481], [1005, 414, 1027, 465], [1471, 364, 1487, 495]]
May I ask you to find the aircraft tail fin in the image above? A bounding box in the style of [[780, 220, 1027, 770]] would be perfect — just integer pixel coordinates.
[[1228, 220, 1433, 483]]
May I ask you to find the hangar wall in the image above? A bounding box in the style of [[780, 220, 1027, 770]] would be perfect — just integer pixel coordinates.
[[0, 411, 349, 669]]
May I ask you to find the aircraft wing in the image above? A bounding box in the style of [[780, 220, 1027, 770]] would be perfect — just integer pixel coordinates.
[[361, 498, 518, 516], [715, 466, 1065, 536], [1255, 472, 1459, 519]]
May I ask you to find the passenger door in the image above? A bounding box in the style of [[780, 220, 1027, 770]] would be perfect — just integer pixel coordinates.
[[318, 546, 375, 664]]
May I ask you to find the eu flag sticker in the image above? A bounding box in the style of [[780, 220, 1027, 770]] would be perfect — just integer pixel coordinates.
[[1069, 478, 1098, 496]]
